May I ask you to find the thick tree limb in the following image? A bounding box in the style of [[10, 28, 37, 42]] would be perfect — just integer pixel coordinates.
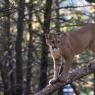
[[34, 59, 95, 95]]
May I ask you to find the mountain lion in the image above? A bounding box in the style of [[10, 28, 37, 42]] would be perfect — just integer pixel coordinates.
[[46, 23, 95, 84]]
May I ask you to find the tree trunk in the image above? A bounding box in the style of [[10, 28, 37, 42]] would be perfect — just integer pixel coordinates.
[[55, 0, 60, 32], [15, 0, 25, 95], [25, 1, 33, 95], [1, 0, 11, 95], [4, 0, 16, 95], [39, 0, 53, 90]]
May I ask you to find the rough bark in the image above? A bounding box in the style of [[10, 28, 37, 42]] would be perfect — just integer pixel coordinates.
[[1, 0, 11, 95], [35, 59, 95, 95], [39, 0, 53, 90], [4, 0, 16, 95], [15, 0, 25, 95], [55, 0, 60, 32]]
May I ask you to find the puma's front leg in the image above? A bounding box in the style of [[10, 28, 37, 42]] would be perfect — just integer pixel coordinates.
[[54, 59, 61, 79], [49, 58, 61, 85]]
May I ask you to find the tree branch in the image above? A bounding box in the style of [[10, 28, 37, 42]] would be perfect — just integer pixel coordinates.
[[34, 59, 95, 95]]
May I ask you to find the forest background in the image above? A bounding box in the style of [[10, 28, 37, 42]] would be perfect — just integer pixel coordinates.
[[0, 0, 95, 95]]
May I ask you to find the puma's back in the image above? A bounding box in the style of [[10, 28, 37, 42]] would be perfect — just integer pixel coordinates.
[[66, 23, 95, 54]]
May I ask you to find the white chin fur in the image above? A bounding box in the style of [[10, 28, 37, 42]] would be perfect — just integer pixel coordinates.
[[53, 48, 60, 51]]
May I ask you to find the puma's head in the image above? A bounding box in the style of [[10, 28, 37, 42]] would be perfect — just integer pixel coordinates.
[[45, 33, 60, 49], [45, 33, 63, 59]]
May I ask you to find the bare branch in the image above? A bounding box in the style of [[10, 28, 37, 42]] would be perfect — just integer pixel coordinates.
[[34, 59, 95, 95]]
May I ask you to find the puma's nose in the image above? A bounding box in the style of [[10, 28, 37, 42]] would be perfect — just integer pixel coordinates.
[[52, 45, 57, 49]]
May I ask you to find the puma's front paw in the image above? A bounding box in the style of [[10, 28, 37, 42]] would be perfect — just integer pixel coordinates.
[[49, 78, 60, 85]]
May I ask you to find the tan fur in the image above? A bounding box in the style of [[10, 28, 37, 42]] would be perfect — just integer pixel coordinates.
[[46, 23, 95, 84]]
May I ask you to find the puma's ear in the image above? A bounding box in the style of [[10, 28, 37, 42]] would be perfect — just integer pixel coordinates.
[[45, 33, 52, 39]]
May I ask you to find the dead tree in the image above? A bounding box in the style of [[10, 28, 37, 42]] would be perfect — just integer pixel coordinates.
[[35, 59, 95, 95]]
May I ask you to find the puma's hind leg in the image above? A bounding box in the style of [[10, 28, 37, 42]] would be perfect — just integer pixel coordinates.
[[58, 56, 73, 83]]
